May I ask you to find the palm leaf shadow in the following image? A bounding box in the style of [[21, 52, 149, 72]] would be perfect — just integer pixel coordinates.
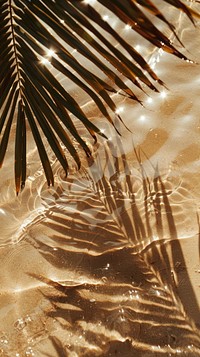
[[27, 136, 200, 355], [144, 168, 200, 325], [106, 135, 199, 324]]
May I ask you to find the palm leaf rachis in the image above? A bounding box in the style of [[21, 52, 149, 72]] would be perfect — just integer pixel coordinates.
[[0, 0, 199, 193]]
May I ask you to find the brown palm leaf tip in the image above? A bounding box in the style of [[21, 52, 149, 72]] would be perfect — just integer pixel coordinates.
[[0, 0, 199, 193]]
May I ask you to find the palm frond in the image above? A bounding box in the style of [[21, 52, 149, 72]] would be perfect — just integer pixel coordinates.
[[0, 0, 199, 193]]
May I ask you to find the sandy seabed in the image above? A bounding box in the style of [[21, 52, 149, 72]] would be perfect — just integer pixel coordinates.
[[0, 2, 200, 356]]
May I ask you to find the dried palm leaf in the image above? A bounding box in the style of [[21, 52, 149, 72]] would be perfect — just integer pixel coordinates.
[[0, 0, 199, 193]]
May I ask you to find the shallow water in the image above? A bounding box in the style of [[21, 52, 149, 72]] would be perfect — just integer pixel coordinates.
[[1, 2, 200, 356]]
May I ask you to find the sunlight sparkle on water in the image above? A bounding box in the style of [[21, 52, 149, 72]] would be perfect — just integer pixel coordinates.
[[115, 106, 124, 114], [147, 97, 153, 104], [46, 49, 55, 57], [83, 0, 96, 4], [160, 91, 167, 98], [103, 15, 109, 21], [139, 115, 146, 121], [135, 45, 141, 52], [41, 58, 50, 65], [100, 128, 105, 133]]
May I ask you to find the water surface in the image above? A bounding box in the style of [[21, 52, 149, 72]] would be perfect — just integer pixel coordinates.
[[1, 3, 200, 356]]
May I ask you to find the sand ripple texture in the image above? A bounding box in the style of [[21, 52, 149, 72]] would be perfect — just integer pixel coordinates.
[[1, 2, 200, 357], [1, 136, 200, 356]]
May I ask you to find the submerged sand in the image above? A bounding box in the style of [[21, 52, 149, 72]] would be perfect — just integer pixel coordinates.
[[0, 2, 200, 356]]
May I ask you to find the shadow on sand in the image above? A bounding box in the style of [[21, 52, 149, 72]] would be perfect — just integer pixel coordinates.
[[28, 135, 200, 356]]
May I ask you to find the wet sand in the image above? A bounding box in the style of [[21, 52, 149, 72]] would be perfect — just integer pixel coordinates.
[[0, 3, 200, 356]]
